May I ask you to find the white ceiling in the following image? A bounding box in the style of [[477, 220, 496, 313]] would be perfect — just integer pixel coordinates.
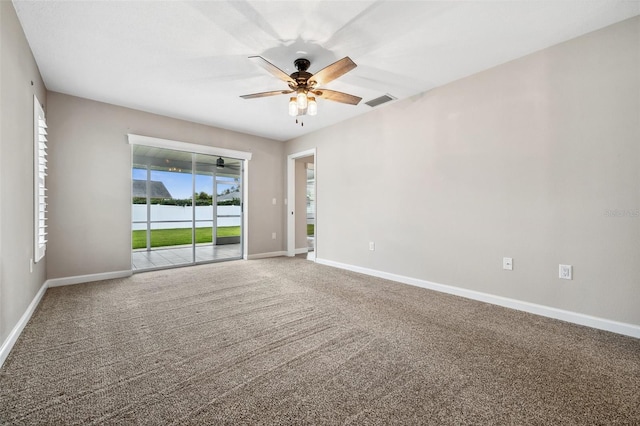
[[13, 1, 640, 142]]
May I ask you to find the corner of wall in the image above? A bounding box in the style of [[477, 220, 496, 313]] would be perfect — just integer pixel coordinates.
[[0, 0, 48, 350]]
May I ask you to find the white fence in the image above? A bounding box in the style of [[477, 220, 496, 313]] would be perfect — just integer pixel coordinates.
[[132, 205, 241, 230]]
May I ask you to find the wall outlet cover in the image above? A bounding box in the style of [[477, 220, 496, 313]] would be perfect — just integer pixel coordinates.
[[559, 264, 572, 280], [503, 257, 513, 270]]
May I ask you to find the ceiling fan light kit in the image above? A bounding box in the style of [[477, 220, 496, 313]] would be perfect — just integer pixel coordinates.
[[288, 97, 298, 116], [289, 96, 318, 118], [296, 89, 308, 109], [241, 55, 361, 123], [307, 97, 317, 116]]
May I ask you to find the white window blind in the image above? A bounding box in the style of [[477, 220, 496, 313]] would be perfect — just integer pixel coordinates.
[[34, 96, 47, 262]]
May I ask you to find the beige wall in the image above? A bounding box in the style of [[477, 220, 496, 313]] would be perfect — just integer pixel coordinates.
[[0, 2, 48, 344], [46, 92, 285, 279], [285, 17, 640, 325]]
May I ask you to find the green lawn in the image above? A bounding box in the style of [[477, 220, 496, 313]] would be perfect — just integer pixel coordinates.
[[307, 224, 314, 236], [132, 226, 240, 249]]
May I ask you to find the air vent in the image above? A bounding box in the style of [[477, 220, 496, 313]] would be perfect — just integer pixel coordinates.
[[365, 94, 396, 108]]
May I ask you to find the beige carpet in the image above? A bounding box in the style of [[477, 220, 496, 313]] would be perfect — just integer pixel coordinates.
[[1, 257, 639, 425]]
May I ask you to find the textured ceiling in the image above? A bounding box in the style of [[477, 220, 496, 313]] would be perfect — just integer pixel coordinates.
[[13, 1, 640, 141]]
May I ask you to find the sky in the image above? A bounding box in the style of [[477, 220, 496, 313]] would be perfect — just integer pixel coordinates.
[[132, 168, 238, 199]]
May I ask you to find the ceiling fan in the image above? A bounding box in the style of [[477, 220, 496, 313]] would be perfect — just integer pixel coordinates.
[[240, 56, 362, 119], [215, 157, 243, 173]]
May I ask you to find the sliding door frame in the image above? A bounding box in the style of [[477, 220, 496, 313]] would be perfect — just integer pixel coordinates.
[[129, 134, 252, 267]]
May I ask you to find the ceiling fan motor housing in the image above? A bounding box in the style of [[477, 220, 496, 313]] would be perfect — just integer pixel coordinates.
[[290, 58, 313, 89], [294, 58, 310, 72]]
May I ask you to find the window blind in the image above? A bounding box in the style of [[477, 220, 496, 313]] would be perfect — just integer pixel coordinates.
[[34, 96, 47, 262]]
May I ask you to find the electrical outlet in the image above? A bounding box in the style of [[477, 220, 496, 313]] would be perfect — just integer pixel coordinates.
[[272, 198, 277, 205], [503, 257, 513, 271], [559, 264, 572, 280], [369, 242, 375, 251], [272, 232, 276, 240]]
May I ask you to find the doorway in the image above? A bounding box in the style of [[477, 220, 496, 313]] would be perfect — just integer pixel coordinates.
[[131, 145, 243, 271], [287, 148, 316, 260]]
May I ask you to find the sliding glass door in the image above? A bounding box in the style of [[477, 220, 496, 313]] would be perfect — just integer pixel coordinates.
[[131, 145, 242, 271]]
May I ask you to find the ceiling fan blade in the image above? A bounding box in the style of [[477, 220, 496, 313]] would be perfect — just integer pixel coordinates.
[[312, 89, 362, 105], [240, 90, 293, 99], [309, 57, 357, 86], [249, 56, 295, 84]]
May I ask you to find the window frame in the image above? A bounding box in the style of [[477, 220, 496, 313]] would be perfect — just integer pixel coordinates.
[[33, 96, 47, 263]]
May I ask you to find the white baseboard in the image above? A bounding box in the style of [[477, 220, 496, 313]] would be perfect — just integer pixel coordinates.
[[316, 258, 640, 339], [295, 247, 309, 254], [47, 270, 132, 288], [247, 251, 287, 260], [0, 280, 48, 368]]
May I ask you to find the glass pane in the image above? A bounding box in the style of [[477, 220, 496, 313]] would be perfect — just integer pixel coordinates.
[[132, 167, 148, 205], [215, 158, 241, 256], [195, 221, 214, 245], [131, 166, 149, 250], [194, 155, 214, 221], [148, 169, 193, 222], [216, 205, 241, 238], [150, 221, 193, 249]]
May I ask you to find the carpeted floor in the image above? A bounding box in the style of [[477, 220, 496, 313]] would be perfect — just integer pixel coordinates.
[[1, 257, 639, 425]]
